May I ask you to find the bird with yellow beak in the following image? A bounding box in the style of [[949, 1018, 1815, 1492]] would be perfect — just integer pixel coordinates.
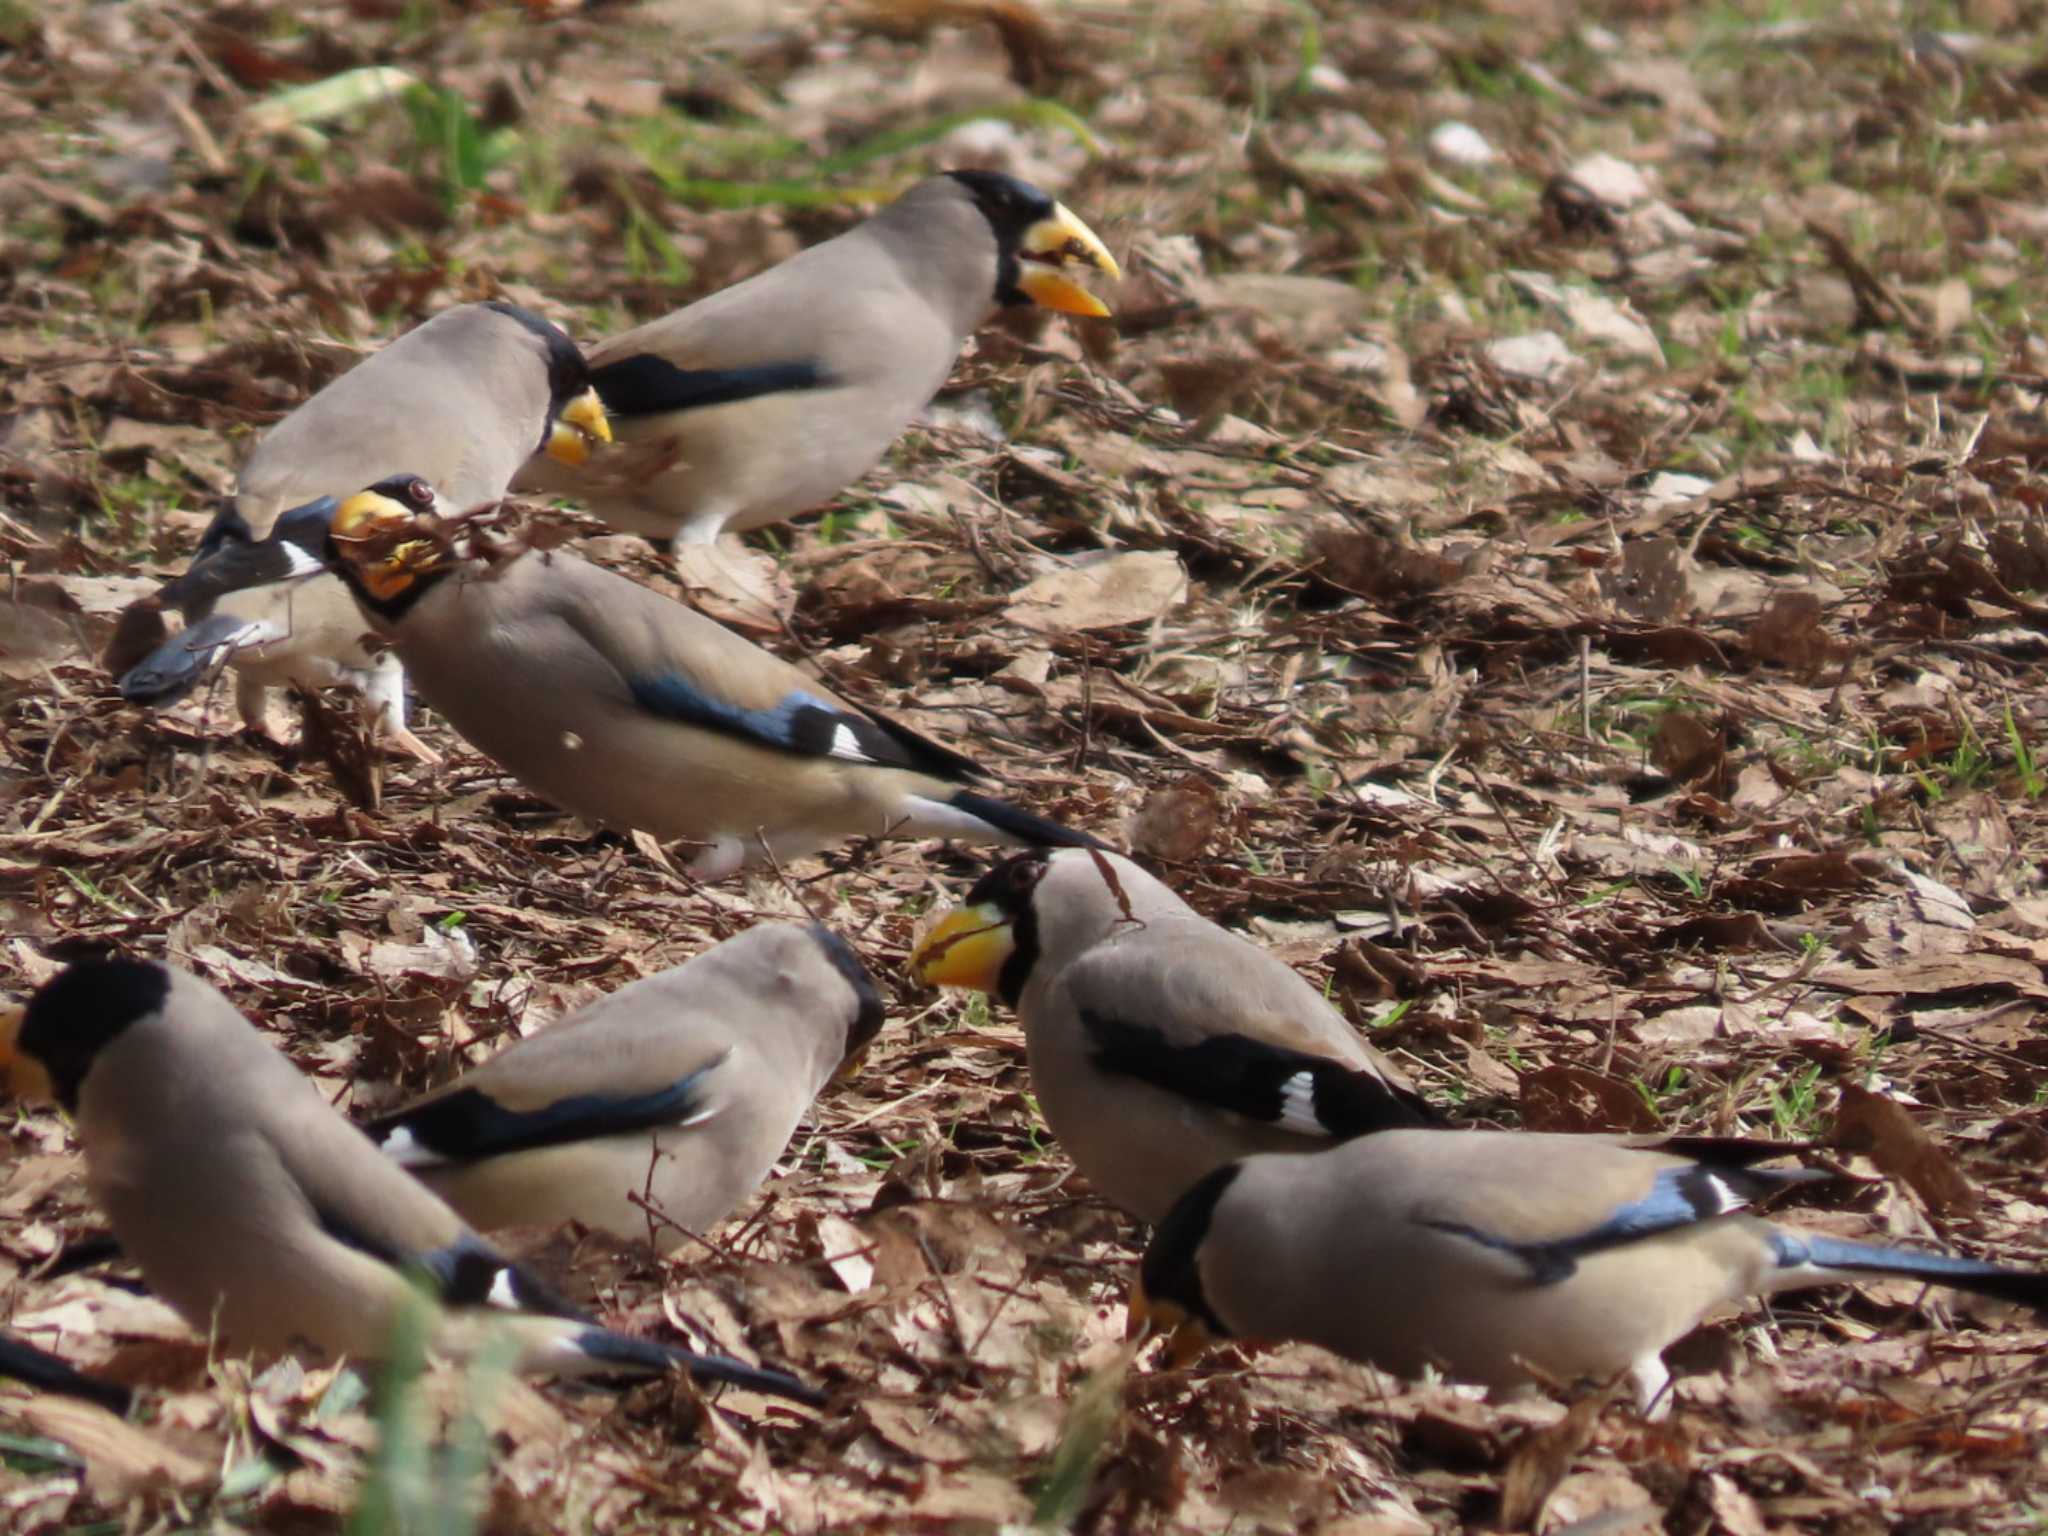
[[0, 958, 821, 1402], [112, 301, 610, 758], [911, 850, 1434, 1223], [514, 171, 1122, 551]]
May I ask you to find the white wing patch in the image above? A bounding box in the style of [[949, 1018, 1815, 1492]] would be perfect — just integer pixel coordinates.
[[376, 1125, 449, 1168], [486, 1268, 521, 1310], [1699, 1172, 1742, 1215], [827, 721, 873, 762], [279, 541, 327, 579], [1275, 1071, 1329, 1135]]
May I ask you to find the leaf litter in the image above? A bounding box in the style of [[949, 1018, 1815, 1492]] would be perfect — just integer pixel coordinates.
[[5, 0, 2048, 1529]]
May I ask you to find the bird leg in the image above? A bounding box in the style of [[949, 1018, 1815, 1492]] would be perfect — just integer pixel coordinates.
[[1630, 1354, 1674, 1420], [234, 673, 282, 744], [362, 659, 441, 765]]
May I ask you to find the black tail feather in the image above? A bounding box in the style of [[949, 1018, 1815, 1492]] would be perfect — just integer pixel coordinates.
[[571, 1328, 825, 1407], [119, 612, 251, 704], [1777, 1233, 2048, 1310], [948, 790, 1108, 852], [0, 1333, 134, 1415]]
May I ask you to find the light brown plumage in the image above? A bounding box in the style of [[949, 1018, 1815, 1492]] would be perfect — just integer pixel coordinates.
[[309, 482, 1105, 878], [363, 923, 884, 1249], [1134, 1129, 2048, 1415], [1, 958, 817, 1401], [912, 849, 1432, 1221], [128, 303, 605, 753], [514, 172, 1117, 549]]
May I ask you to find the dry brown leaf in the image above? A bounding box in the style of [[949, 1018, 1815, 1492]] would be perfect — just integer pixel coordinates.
[[1830, 1084, 1979, 1216], [1004, 551, 1189, 632], [10, 1396, 211, 1497]]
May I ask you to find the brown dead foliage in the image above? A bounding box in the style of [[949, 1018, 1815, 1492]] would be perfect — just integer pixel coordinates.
[[5, 0, 2048, 1531]]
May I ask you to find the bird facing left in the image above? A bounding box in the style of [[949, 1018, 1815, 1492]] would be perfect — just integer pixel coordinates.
[[291, 478, 1109, 878], [0, 957, 821, 1405], [114, 301, 610, 755]]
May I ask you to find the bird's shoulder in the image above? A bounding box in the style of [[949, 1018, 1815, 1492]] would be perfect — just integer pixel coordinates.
[[1055, 925, 1370, 1060]]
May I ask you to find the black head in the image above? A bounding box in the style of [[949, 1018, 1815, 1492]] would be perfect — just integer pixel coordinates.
[[806, 924, 887, 1056], [321, 474, 455, 623], [940, 171, 1118, 317], [482, 301, 600, 450], [1137, 1162, 1240, 1342], [17, 957, 172, 1112], [362, 473, 442, 513], [945, 171, 1059, 308], [270, 493, 343, 560], [962, 849, 1050, 918], [966, 851, 1049, 1004]]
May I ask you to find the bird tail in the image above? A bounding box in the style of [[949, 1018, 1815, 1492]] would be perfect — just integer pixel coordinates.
[[543, 1323, 825, 1406], [0, 1333, 134, 1414], [897, 788, 1108, 852], [118, 611, 273, 705], [1769, 1230, 2048, 1309]]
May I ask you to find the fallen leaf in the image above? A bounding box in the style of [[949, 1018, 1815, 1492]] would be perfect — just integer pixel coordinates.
[[1004, 551, 1188, 632]]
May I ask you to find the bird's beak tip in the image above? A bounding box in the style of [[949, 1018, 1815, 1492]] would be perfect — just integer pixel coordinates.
[[1019, 204, 1119, 317]]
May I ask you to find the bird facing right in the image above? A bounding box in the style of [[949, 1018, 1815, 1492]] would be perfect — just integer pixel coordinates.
[[361, 922, 886, 1251], [514, 171, 1119, 550], [0, 957, 816, 1402]]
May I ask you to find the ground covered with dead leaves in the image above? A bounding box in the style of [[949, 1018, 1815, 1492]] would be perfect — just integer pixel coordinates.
[[5, 0, 2048, 1530]]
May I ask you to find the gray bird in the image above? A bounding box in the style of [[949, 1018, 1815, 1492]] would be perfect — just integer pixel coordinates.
[[911, 849, 1434, 1221], [1, 958, 816, 1403], [120, 303, 609, 754], [1132, 1129, 2048, 1416], [288, 478, 1104, 878], [514, 171, 1118, 550], [362, 922, 884, 1250]]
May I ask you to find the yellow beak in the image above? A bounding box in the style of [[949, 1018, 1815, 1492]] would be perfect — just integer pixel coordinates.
[[1018, 203, 1119, 318], [545, 387, 612, 466], [0, 1003, 52, 1102], [1125, 1275, 1213, 1367], [908, 903, 1014, 992], [333, 490, 440, 602]]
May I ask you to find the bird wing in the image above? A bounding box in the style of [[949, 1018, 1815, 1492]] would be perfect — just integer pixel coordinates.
[[1077, 1006, 1434, 1136], [364, 1051, 726, 1168], [1406, 1138, 1832, 1284], [154, 531, 326, 619], [545, 555, 982, 780]]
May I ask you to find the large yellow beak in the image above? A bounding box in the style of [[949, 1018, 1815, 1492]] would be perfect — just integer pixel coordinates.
[[909, 903, 1014, 991], [1125, 1275, 1213, 1367], [333, 490, 442, 602], [0, 1004, 51, 1102], [545, 387, 612, 466], [1018, 204, 1120, 318]]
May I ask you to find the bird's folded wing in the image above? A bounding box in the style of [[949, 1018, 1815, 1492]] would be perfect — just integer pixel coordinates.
[[550, 567, 982, 780], [1413, 1157, 1832, 1283], [590, 354, 836, 419], [155, 530, 327, 615], [365, 1057, 722, 1166], [1077, 1006, 1432, 1136]]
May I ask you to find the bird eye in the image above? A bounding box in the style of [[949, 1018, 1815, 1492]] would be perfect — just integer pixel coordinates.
[[405, 479, 435, 508]]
